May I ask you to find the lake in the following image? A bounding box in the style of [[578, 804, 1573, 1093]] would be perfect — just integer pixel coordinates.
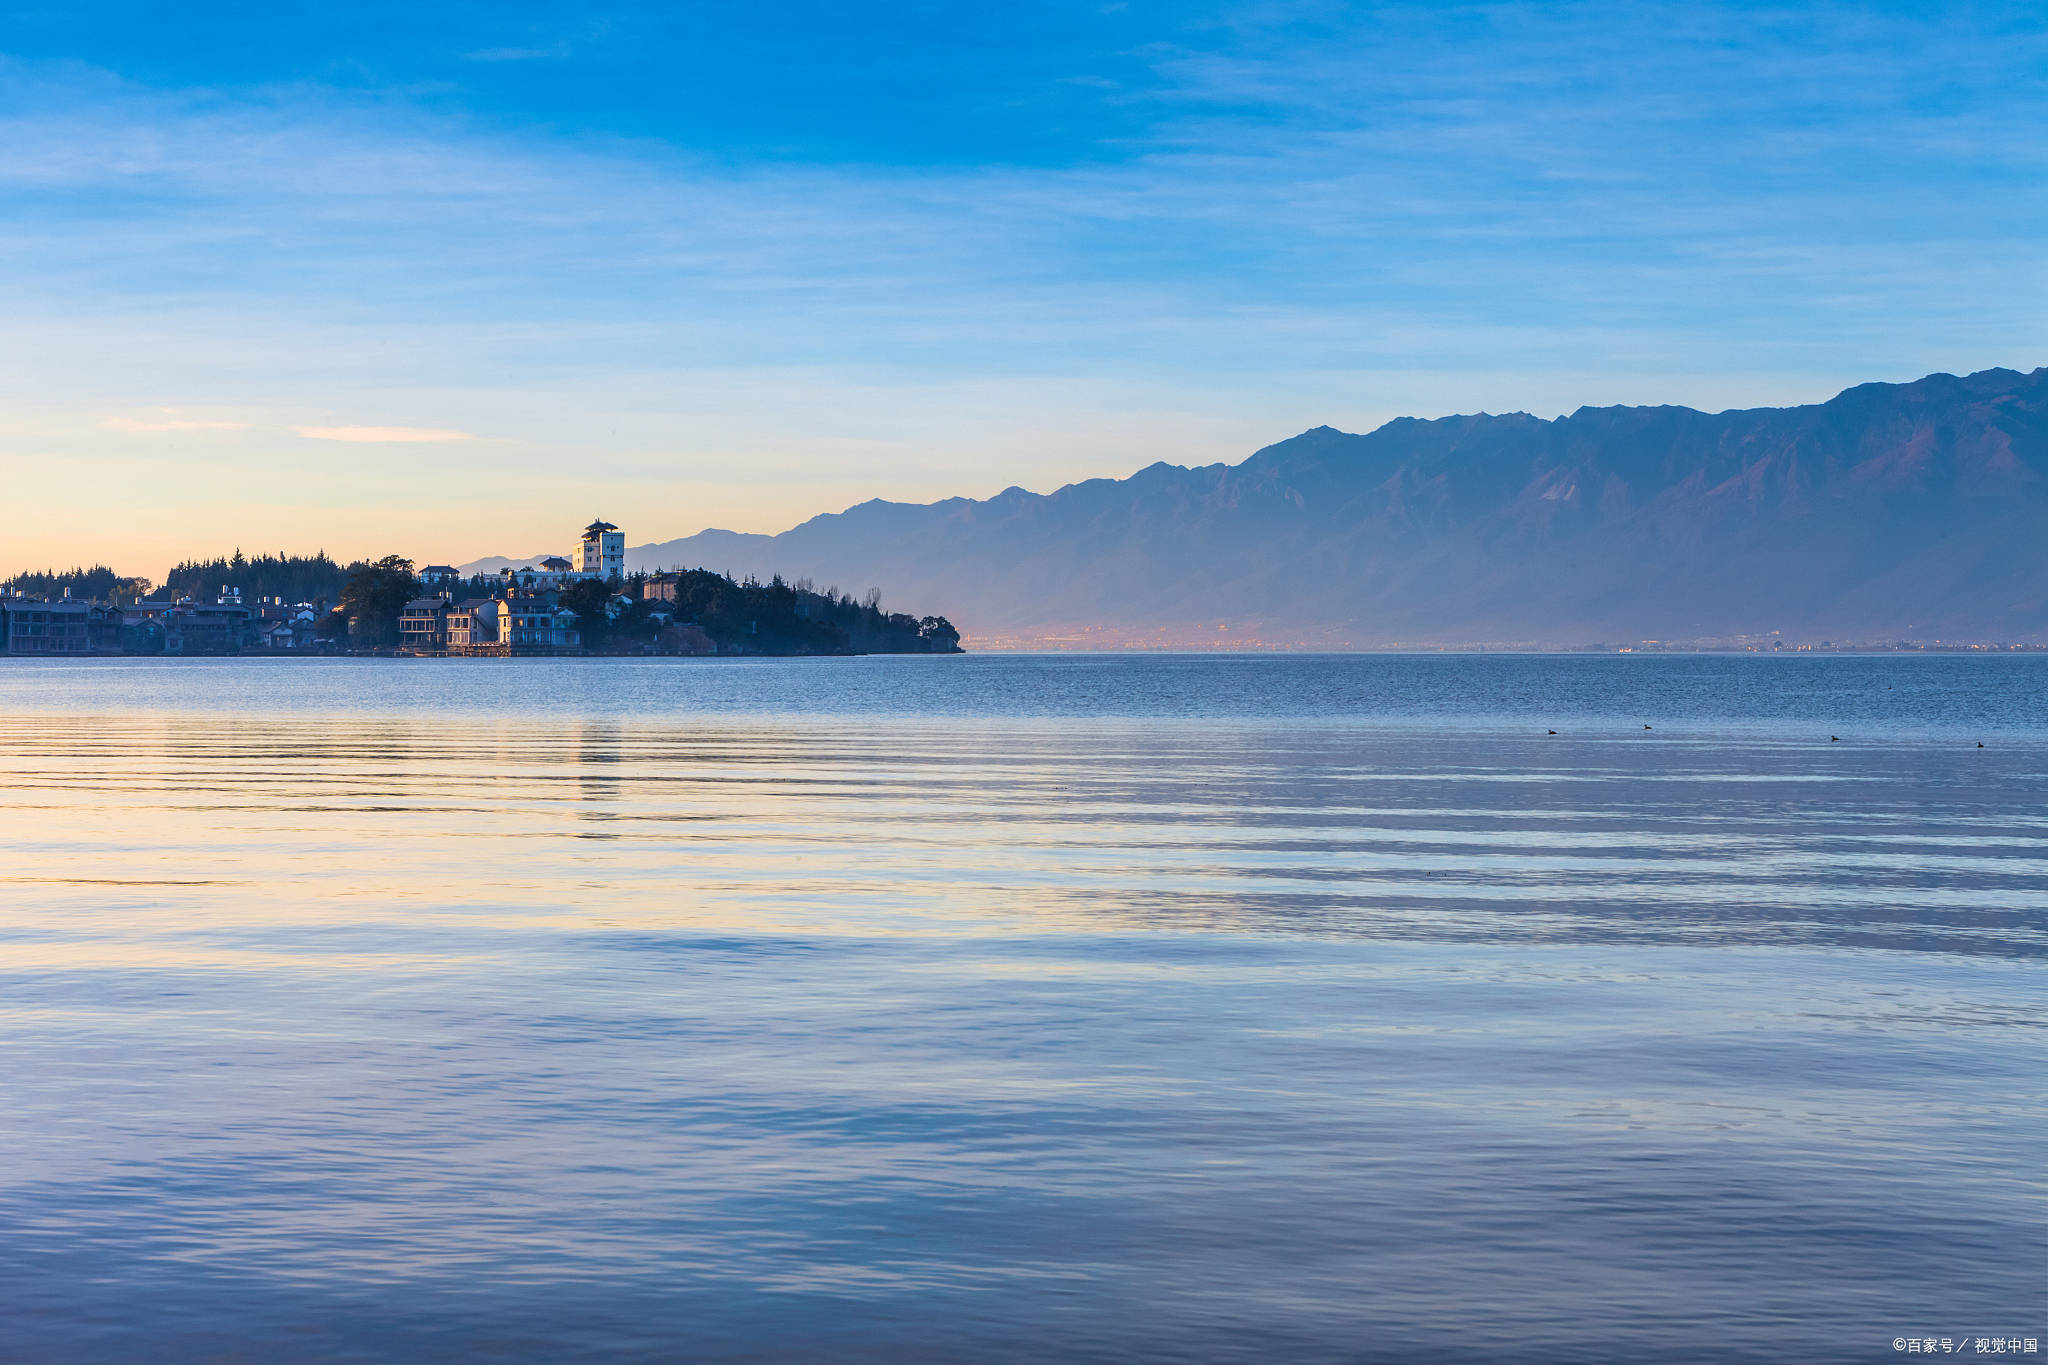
[[0, 654, 2042, 1362]]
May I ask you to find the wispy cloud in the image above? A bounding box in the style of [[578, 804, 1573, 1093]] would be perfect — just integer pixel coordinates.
[[294, 426, 474, 443], [463, 44, 571, 63], [103, 414, 473, 443]]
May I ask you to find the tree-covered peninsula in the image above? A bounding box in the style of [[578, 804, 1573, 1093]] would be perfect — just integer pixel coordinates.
[[335, 559, 960, 656]]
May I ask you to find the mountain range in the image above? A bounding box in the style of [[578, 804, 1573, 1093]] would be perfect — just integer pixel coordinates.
[[462, 366, 2048, 647]]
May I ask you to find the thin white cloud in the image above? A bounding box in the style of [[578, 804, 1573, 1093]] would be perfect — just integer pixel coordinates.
[[463, 44, 572, 63], [294, 425, 474, 443]]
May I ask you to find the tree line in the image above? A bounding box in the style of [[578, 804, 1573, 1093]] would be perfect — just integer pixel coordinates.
[[6, 553, 350, 605], [1, 565, 148, 601], [164, 552, 349, 604]]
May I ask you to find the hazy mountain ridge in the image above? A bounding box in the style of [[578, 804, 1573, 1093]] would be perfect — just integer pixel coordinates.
[[464, 367, 2048, 646]]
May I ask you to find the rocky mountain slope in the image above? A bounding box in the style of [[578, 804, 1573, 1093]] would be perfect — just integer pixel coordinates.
[[469, 367, 2048, 646]]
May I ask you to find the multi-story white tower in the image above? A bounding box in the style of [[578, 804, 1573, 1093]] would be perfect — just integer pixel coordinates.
[[579, 520, 626, 580]]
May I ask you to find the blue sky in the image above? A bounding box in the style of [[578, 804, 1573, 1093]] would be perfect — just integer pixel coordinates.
[[2, 1, 2043, 570]]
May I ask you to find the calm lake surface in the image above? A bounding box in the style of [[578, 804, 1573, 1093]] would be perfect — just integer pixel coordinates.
[[1, 654, 2042, 1363]]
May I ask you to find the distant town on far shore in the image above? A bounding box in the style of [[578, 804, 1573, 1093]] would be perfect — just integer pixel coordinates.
[[0, 518, 963, 659]]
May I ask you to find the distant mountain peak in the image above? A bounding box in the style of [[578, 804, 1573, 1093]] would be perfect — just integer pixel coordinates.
[[584, 365, 2047, 647]]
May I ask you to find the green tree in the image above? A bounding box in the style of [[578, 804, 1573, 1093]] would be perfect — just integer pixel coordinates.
[[557, 578, 614, 651], [337, 555, 418, 647], [2, 565, 127, 601], [164, 551, 346, 604]]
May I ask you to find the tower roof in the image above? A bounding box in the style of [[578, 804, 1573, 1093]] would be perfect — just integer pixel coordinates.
[[583, 519, 618, 535]]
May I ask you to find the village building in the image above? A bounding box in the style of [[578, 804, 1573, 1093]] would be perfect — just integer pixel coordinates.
[[499, 557, 579, 591], [497, 517, 629, 590], [0, 594, 120, 655], [499, 592, 580, 653], [117, 591, 257, 655], [254, 600, 321, 649], [579, 520, 625, 580], [398, 598, 453, 654], [445, 599, 499, 653], [162, 598, 256, 655], [5, 516, 630, 658]]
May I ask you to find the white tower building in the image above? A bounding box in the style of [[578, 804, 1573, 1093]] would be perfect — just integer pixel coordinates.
[[579, 520, 626, 580]]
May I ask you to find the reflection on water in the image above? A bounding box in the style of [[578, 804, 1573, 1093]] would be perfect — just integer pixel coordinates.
[[0, 657, 2043, 1362]]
